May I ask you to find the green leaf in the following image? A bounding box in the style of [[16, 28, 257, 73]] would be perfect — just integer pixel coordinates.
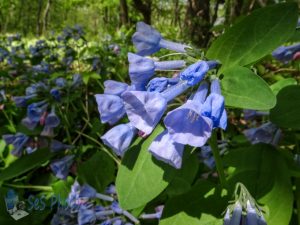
[[224, 144, 293, 225], [270, 85, 300, 129], [0, 149, 54, 181], [116, 125, 177, 210], [270, 78, 297, 96], [77, 151, 115, 192], [160, 180, 225, 225], [221, 66, 276, 110], [207, 3, 298, 68], [52, 176, 74, 203]]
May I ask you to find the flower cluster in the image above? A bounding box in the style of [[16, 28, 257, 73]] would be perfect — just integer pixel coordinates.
[[96, 22, 227, 169], [223, 183, 266, 225], [272, 43, 300, 63], [51, 181, 161, 225]]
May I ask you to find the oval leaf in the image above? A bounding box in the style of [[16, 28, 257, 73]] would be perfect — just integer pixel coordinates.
[[116, 125, 176, 210], [207, 3, 298, 68], [270, 85, 300, 129], [221, 66, 276, 110]]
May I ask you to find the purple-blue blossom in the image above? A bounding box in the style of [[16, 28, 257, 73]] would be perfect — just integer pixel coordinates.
[[50, 155, 74, 180], [272, 43, 300, 63], [132, 22, 189, 56], [101, 123, 137, 156], [147, 77, 179, 93], [27, 100, 48, 122], [2, 133, 29, 157], [180, 61, 210, 86]]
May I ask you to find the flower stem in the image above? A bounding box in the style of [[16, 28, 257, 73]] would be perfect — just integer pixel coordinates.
[[3, 183, 53, 191], [208, 130, 227, 189]]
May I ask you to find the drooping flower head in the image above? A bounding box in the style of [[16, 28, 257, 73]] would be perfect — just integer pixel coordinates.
[[50, 155, 75, 180]]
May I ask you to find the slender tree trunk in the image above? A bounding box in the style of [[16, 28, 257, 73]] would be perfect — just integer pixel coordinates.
[[132, 0, 152, 24], [36, 0, 43, 36], [119, 0, 129, 26], [42, 0, 51, 35]]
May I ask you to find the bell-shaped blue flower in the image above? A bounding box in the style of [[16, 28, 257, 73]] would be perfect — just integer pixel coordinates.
[[128, 53, 185, 89], [41, 126, 54, 137], [3, 133, 29, 157], [50, 155, 74, 180], [180, 61, 210, 86], [101, 123, 137, 156], [78, 205, 96, 225], [27, 100, 48, 122], [50, 88, 61, 101], [132, 22, 189, 56], [147, 77, 179, 93], [122, 80, 190, 135], [272, 43, 300, 63], [21, 117, 38, 130], [243, 122, 280, 145], [202, 79, 227, 129], [79, 184, 114, 202], [55, 77, 67, 87], [50, 140, 73, 153], [246, 200, 258, 225], [13, 94, 36, 107], [140, 205, 164, 219], [149, 130, 184, 169], [104, 80, 129, 96], [243, 109, 269, 121], [45, 106, 60, 128], [95, 94, 125, 125], [164, 82, 213, 147]]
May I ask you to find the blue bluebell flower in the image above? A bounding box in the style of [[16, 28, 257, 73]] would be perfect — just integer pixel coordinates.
[[243, 122, 280, 145], [105, 184, 117, 195], [79, 184, 114, 202], [55, 78, 67, 87], [95, 94, 125, 125], [51, 208, 75, 225], [50, 88, 61, 101], [132, 22, 189, 55], [27, 100, 48, 122], [230, 202, 242, 225], [140, 205, 164, 219], [41, 126, 54, 137], [246, 200, 258, 225], [45, 106, 60, 128], [72, 74, 83, 88], [101, 123, 137, 156], [149, 130, 184, 169], [147, 77, 179, 93], [104, 80, 130, 96], [50, 155, 74, 180], [202, 79, 227, 129], [272, 43, 300, 63], [128, 53, 185, 87], [77, 205, 96, 225], [243, 110, 269, 121], [21, 117, 38, 130], [50, 140, 72, 153], [32, 61, 51, 74], [180, 61, 210, 86], [25, 82, 47, 96], [122, 80, 190, 135], [2, 133, 29, 157], [13, 94, 36, 107], [164, 82, 213, 147]]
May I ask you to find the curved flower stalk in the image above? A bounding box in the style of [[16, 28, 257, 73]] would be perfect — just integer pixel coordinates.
[[128, 53, 185, 88], [272, 43, 300, 63], [164, 82, 213, 147], [132, 22, 190, 56], [101, 123, 137, 156]]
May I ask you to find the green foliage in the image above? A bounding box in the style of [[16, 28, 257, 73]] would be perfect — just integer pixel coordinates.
[[270, 85, 300, 129], [221, 66, 276, 110], [207, 3, 298, 68]]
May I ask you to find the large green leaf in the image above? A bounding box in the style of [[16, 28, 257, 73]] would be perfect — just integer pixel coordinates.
[[270, 85, 300, 129], [221, 66, 276, 110], [224, 144, 293, 225], [116, 125, 177, 210], [0, 149, 54, 181], [270, 78, 297, 96], [207, 3, 298, 68], [160, 180, 225, 225], [77, 151, 115, 192]]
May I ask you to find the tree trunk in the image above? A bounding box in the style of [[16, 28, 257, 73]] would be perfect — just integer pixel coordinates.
[[42, 0, 51, 35], [119, 0, 129, 26], [132, 0, 152, 24], [36, 0, 43, 36], [184, 0, 211, 47]]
